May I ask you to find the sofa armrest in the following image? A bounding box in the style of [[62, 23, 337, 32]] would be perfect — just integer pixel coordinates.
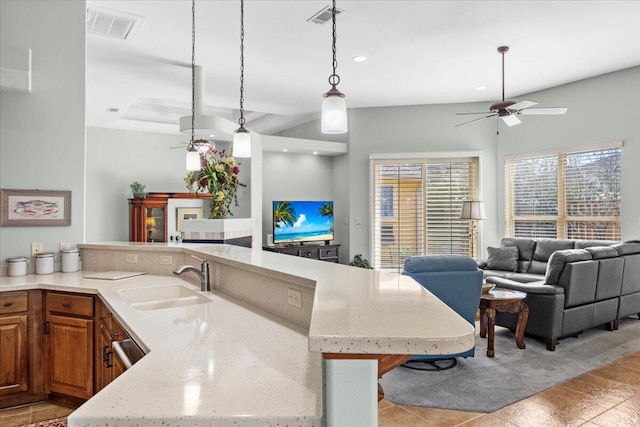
[[477, 259, 488, 269], [486, 277, 564, 295]]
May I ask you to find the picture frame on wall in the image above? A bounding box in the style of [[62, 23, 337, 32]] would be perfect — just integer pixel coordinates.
[[176, 207, 203, 232], [0, 189, 72, 226]]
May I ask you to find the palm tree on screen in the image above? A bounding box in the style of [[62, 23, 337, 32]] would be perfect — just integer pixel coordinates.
[[318, 203, 333, 218], [273, 201, 296, 228]]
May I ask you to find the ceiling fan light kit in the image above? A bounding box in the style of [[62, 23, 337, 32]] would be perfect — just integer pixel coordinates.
[[455, 45, 567, 128]]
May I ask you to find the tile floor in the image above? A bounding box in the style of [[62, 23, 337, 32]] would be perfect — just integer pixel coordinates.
[[379, 350, 640, 427], [2, 351, 639, 427]]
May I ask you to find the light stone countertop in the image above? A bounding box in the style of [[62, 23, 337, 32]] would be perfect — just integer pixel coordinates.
[[0, 242, 474, 426]]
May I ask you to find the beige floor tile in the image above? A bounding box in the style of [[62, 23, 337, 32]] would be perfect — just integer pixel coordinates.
[[530, 384, 615, 420], [493, 398, 585, 427], [589, 403, 640, 427], [30, 402, 75, 421], [379, 405, 432, 427], [378, 399, 394, 410], [403, 406, 485, 426], [614, 354, 640, 372], [0, 407, 31, 427], [457, 413, 519, 426], [590, 364, 640, 387], [562, 373, 640, 404]]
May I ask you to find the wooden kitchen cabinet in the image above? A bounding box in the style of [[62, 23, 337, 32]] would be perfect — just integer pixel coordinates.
[[94, 298, 126, 393], [45, 292, 94, 400], [129, 192, 211, 243], [0, 291, 45, 409]]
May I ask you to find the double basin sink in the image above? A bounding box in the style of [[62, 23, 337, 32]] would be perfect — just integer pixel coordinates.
[[118, 285, 211, 311]]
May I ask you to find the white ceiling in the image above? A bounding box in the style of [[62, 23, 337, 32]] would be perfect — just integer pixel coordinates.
[[87, 0, 640, 139]]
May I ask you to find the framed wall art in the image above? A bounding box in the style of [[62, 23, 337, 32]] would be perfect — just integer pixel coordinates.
[[0, 189, 71, 226], [176, 207, 203, 231]]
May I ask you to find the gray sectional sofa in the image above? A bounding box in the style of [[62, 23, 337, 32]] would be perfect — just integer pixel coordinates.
[[480, 238, 640, 351]]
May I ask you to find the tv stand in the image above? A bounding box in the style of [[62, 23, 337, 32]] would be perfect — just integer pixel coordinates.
[[264, 244, 340, 263]]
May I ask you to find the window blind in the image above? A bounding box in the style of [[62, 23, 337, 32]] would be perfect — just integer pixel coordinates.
[[505, 143, 621, 240], [372, 158, 479, 270]]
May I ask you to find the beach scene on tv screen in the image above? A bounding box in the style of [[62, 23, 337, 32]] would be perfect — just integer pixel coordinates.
[[273, 201, 334, 243]]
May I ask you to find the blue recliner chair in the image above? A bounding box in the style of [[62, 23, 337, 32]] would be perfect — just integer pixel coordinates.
[[402, 254, 483, 370]]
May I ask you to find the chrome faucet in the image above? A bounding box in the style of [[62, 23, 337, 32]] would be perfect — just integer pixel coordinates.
[[173, 255, 210, 292]]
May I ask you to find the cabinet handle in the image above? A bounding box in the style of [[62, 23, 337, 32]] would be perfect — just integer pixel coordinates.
[[110, 333, 120, 340], [43, 321, 50, 334], [103, 345, 113, 368], [99, 315, 110, 320], [3, 301, 13, 307], [62, 303, 71, 308]]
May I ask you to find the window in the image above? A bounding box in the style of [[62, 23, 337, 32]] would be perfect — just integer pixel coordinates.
[[372, 157, 479, 270], [505, 142, 621, 240]]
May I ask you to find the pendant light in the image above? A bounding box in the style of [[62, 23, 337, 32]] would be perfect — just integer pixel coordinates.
[[321, 0, 347, 134], [232, 0, 251, 158]]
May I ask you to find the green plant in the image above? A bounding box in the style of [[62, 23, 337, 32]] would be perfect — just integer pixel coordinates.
[[349, 254, 373, 269], [130, 181, 146, 198]]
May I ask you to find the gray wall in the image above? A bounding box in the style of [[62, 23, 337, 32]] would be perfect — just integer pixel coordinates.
[[497, 66, 640, 241], [1, 0, 86, 260], [86, 127, 252, 243], [261, 152, 335, 247]]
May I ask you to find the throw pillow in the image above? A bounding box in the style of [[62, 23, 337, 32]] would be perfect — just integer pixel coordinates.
[[486, 246, 519, 272]]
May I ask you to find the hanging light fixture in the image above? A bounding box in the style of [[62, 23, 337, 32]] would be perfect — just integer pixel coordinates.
[[321, 0, 347, 134], [184, 0, 214, 170], [232, 0, 251, 158]]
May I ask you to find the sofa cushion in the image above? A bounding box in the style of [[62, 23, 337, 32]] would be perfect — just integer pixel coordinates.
[[485, 277, 564, 295], [529, 239, 575, 274], [585, 246, 618, 260], [545, 249, 592, 286], [482, 269, 510, 279], [501, 237, 536, 272], [574, 239, 618, 249], [612, 242, 640, 256], [504, 272, 546, 283], [486, 246, 519, 272]]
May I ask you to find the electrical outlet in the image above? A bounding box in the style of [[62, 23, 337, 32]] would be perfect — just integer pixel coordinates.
[[288, 288, 302, 309], [59, 242, 70, 251], [125, 253, 138, 263], [160, 255, 172, 265], [31, 243, 43, 256]]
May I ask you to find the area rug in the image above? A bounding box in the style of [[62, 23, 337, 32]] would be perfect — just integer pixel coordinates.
[[380, 317, 640, 413], [22, 417, 67, 427]]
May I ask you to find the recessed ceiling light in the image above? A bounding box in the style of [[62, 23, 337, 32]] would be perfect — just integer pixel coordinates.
[[282, 149, 288, 152], [313, 151, 318, 155], [209, 134, 215, 137], [476, 86, 487, 91], [352, 56, 367, 62]]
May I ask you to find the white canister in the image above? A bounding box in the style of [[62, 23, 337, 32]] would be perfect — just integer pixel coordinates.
[[6, 256, 28, 277], [35, 252, 55, 275], [61, 248, 80, 273]]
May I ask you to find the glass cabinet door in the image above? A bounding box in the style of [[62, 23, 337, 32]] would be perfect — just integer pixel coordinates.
[[146, 207, 165, 242]]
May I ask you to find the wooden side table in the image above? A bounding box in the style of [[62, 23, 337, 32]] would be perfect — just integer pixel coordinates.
[[479, 288, 529, 357]]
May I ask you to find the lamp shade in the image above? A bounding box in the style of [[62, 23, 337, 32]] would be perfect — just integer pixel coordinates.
[[321, 94, 348, 134], [233, 129, 251, 158], [186, 150, 201, 171], [460, 201, 486, 220]]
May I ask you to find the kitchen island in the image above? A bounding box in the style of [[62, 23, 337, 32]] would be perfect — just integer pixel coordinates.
[[0, 242, 474, 426]]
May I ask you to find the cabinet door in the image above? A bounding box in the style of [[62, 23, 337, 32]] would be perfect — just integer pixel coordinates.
[[46, 314, 93, 399], [0, 314, 28, 395]]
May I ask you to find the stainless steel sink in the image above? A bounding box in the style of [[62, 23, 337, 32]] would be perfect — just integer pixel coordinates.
[[118, 285, 211, 311]]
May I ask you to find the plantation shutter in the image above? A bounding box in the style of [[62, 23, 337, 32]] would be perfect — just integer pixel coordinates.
[[505, 142, 622, 240], [372, 157, 479, 270]]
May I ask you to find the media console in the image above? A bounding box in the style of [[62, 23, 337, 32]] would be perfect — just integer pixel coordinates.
[[263, 244, 340, 263]]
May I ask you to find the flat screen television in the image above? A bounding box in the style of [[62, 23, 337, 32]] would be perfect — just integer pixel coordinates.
[[272, 200, 334, 245]]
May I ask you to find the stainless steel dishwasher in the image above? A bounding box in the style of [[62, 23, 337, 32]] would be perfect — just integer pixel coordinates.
[[112, 338, 145, 370]]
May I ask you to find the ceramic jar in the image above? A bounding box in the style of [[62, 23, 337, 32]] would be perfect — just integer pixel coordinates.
[[61, 248, 80, 273], [6, 256, 28, 276], [35, 252, 55, 275]]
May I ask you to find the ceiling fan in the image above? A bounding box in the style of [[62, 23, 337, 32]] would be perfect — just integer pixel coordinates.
[[455, 46, 567, 128]]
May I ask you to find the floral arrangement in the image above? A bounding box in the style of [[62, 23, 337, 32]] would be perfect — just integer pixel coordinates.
[[184, 145, 245, 219]]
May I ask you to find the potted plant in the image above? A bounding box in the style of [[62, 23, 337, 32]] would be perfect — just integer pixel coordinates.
[[130, 181, 147, 198], [349, 254, 373, 269]]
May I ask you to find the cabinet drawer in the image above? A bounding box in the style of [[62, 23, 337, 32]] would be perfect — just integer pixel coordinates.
[[46, 292, 93, 317], [319, 247, 337, 259], [0, 292, 28, 315], [298, 248, 318, 258]]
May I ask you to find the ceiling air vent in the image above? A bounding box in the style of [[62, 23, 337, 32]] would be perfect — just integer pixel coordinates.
[[86, 6, 145, 40], [307, 6, 343, 24]]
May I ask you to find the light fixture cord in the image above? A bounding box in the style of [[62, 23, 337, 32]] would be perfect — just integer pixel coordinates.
[[238, 0, 245, 127], [190, 0, 196, 146], [329, 0, 339, 86]]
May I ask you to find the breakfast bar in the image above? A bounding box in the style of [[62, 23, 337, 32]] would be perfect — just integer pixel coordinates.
[[0, 243, 474, 426]]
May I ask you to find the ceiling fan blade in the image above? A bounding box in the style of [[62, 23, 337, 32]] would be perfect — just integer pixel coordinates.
[[501, 114, 521, 127], [508, 100, 538, 111], [455, 114, 497, 127], [518, 107, 568, 115], [455, 111, 493, 115]]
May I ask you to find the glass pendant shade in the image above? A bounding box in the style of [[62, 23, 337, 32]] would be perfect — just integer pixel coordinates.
[[233, 129, 251, 158], [186, 150, 201, 171], [321, 93, 348, 134]]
